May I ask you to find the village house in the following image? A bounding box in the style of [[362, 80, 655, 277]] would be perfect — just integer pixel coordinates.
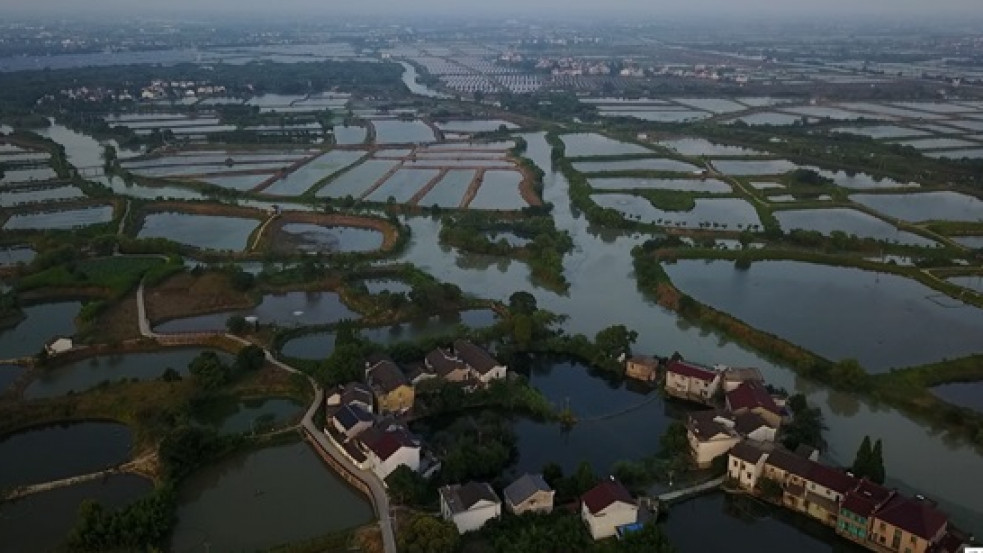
[[869, 495, 948, 553], [425, 348, 473, 383], [439, 482, 502, 534], [581, 478, 638, 540], [718, 365, 765, 393], [725, 439, 966, 553], [361, 424, 421, 480], [725, 380, 784, 428], [330, 403, 374, 439], [326, 382, 374, 413], [664, 360, 720, 404], [503, 473, 554, 515], [453, 340, 507, 383], [365, 355, 414, 414], [624, 355, 660, 382], [797, 463, 859, 526], [727, 440, 772, 490], [838, 479, 896, 545], [687, 410, 776, 468]]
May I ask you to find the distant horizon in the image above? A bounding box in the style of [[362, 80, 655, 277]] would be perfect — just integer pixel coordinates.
[[2, 0, 983, 21]]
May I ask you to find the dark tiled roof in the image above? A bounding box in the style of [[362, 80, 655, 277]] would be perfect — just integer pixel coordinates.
[[729, 440, 769, 464], [733, 411, 769, 435], [426, 348, 467, 377], [503, 473, 552, 506], [582, 479, 635, 515], [441, 482, 500, 514], [333, 404, 373, 431], [875, 495, 948, 541], [726, 381, 782, 416], [806, 463, 857, 495], [367, 359, 409, 393], [765, 448, 812, 478], [687, 410, 736, 441], [341, 382, 374, 407], [666, 360, 717, 382], [453, 340, 500, 374]]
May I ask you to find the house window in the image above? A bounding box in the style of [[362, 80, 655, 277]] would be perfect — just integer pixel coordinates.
[[746, 471, 752, 480], [910, 536, 916, 545]]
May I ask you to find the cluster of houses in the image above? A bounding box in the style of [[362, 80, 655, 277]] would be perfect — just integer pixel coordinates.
[[323, 340, 507, 482], [728, 441, 968, 553], [138, 79, 228, 100], [439, 473, 648, 541], [625, 355, 970, 553]]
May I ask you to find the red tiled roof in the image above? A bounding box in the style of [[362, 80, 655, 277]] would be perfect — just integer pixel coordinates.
[[666, 360, 717, 382], [582, 479, 635, 515], [363, 427, 417, 461], [875, 495, 948, 541], [843, 479, 894, 517], [726, 381, 782, 416], [806, 463, 857, 495]]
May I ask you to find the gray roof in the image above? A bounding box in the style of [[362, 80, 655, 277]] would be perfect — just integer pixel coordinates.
[[503, 473, 552, 507], [440, 482, 500, 514], [367, 359, 409, 393], [453, 340, 499, 374]]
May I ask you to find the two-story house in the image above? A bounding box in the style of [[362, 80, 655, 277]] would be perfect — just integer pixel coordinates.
[[581, 478, 638, 540], [725, 380, 784, 428], [838, 479, 895, 545], [801, 463, 858, 527], [440, 482, 502, 534], [727, 440, 772, 491], [366, 356, 414, 414], [687, 410, 776, 468], [503, 473, 554, 515], [425, 348, 473, 383], [869, 495, 948, 553], [664, 360, 719, 404], [362, 425, 421, 480], [454, 340, 507, 383]]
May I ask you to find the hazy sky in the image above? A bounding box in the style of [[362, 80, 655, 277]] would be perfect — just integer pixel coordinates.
[[4, 0, 982, 18]]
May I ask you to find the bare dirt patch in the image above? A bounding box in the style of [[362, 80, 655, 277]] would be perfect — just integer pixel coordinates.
[[146, 272, 254, 323]]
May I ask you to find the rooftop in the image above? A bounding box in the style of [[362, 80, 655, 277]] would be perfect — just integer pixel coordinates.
[[726, 380, 782, 417], [582, 478, 635, 515], [363, 426, 418, 461], [666, 360, 717, 382], [453, 339, 500, 374], [729, 440, 771, 464], [367, 358, 410, 394], [441, 482, 500, 514], [503, 473, 552, 507], [875, 495, 948, 541]]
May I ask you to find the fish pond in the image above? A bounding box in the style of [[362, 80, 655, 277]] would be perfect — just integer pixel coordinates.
[[154, 291, 357, 333], [137, 213, 259, 251], [663, 259, 983, 371]]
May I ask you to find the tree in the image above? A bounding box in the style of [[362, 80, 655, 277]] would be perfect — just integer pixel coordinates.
[[189, 351, 231, 391], [226, 315, 247, 334], [397, 514, 459, 553], [509, 290, 538, 315], [594, 324, 639, 359], [658, 421, 689, 460], [235, 345, 266, 373], [870, 439, 886, 484], [851, 436, 873, 478], [781, 394, 828, 452], [385, 465, 431, 506]]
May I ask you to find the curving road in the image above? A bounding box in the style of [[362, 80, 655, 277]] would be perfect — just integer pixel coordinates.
[[136, 280, 398, 553]]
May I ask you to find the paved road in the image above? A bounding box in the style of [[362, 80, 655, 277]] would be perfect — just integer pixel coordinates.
[[136, 279, 398, 553]]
